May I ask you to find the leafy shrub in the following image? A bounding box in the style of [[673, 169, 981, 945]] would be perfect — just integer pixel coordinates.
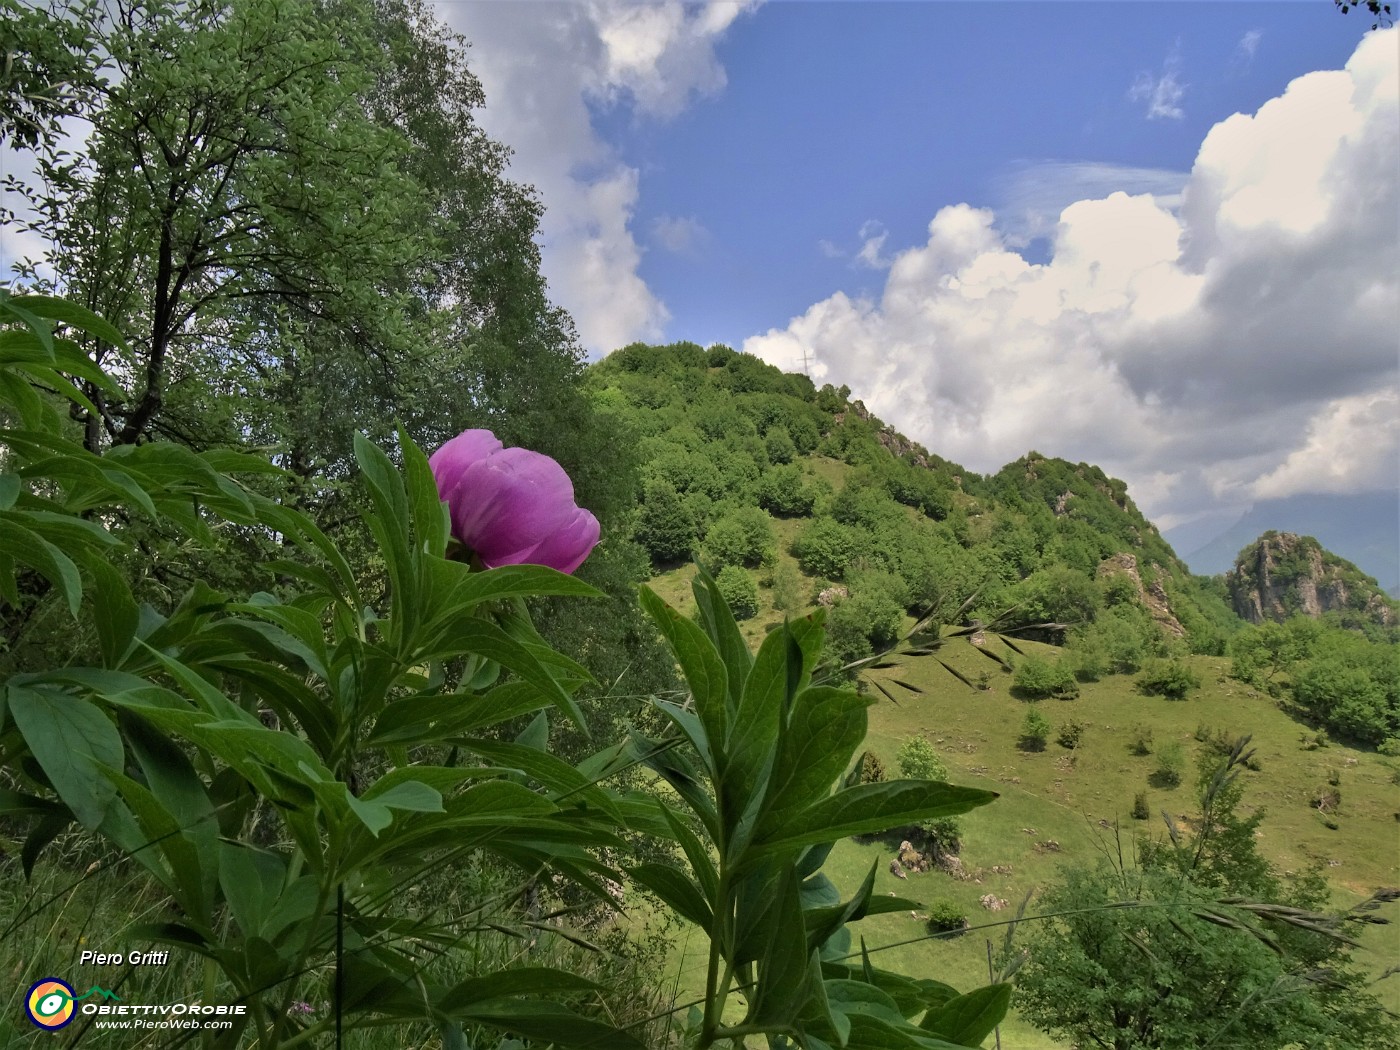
[[824, 604, 873, 675], [1013, 656, 1079, 699], [791, 517, 862, 578], [827, 579, 905, 653], [770, 561, 804, 614], [1151, 741, 1185, 788], [1128, 725, 1154, 756], [925, 900, 967, 935], [897, 737, 948, 781], [715, 565, 758, 620], [757, 464, 816, 516], [1138, 658, 1200, 699], [1020, 707, 1051, 752], [1131, 791, 1150, 820], [1007, 565, 1102, 630], [897, 738, 962, 848], [1068, 604, 1156, 677], [1057, 720, 1085, 749], [857, 750, 887, 784], [763, 424, 796, 464], [1100, 572, 1140, 608], [1291, 644, 1399, 745], [635, 479, 694, 562], [1379, 738, 1400, 757], [703, 506, 774, 569]]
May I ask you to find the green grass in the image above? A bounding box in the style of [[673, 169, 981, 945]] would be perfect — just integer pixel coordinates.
[[645, 556, 1400, 1048]]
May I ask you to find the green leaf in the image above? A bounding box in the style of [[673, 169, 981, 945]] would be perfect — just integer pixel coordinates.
[[804, 860, 882, 956], [629, 732, 719, 841], [843, 1012, 968, 1049], [7, 684, 122, 828], [752, 781, 998, 860], [89, 557, 139, 668], [369, 683, 551, 746], [360, 766, 487, 802], [0, 295, 54, 354], [107, 771, 209, 916], [758, 686, 869, 840], [460, 738, 620, 819], [749, 868, 814, 1026], [640, 584, 729, 766], [124, 716, 218, 903], [691, 560, 752, 706], [657, 803, 719, 906], [219, 843, 286, 941], [918, 983, 1012, 1046], [400, 426, 449, 557], [627, 863, 713, 928], [0, 514, 83, 615], [10, 294, 130, 350], [723, 623, 791, 825], [419, 615, 587, 731], [452, 999, 647, 1050], [21, 811, 71, 879], [354, 430, 417, 643]]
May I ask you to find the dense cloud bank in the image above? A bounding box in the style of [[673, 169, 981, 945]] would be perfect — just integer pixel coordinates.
[[745, 29, 1399, 530]]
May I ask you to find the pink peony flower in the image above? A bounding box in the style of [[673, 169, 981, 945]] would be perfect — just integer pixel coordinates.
[[428, 429, 600, 575]]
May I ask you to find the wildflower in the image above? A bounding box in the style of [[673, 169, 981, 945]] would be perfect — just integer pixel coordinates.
[[429, 429, 600, 575]]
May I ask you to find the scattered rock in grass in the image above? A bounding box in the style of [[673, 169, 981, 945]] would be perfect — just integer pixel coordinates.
[[979, 894, 1009, 911], [937, 855, 968, 879]]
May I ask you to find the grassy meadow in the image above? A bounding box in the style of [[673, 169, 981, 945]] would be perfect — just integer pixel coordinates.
[[645, 549, 1400, 1049]]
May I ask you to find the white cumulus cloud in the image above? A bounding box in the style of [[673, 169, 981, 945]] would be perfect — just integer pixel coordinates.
[[744, 28, 1400, 527], [434, 0, 757, 354]]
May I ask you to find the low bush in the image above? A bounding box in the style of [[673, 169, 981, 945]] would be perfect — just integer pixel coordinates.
[[1014, 656, 1079, 699], [1128, 725, 1154, 756], [1150, 741, 1185, 788], [1020, 707, 1051, 752], [1138, 658, 1200, 699], [1057, 720, 1086, 750], [715, 564, 758, 620], [925, 900, 968, 935]]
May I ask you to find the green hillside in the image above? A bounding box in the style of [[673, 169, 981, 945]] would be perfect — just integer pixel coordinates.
[[589, 340, 1400, 1046]]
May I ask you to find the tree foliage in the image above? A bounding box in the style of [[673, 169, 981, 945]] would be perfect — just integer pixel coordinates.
[[1010, 742, 1399, 1050]]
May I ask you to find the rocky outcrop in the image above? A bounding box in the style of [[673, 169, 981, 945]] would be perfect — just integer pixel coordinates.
[[1096, 552, 1185, 637], [1227, 532, 1396, 626]]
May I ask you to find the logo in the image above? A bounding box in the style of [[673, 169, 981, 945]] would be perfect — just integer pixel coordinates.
[[26, 979, 76, 1030], [24, 980, 121, 1031]]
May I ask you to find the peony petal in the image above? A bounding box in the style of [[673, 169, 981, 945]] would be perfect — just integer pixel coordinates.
[[429, 429, 503, 502], [522, 507, 601, 574], [451, 449, 575, 562]]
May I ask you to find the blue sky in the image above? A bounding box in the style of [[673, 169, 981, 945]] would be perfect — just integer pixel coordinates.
[[441, 1, 1396, 538], [608, 3, 1370, 348]]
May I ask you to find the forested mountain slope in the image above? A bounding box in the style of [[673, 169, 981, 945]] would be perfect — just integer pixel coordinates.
[[586, 340, 1240, 661]]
